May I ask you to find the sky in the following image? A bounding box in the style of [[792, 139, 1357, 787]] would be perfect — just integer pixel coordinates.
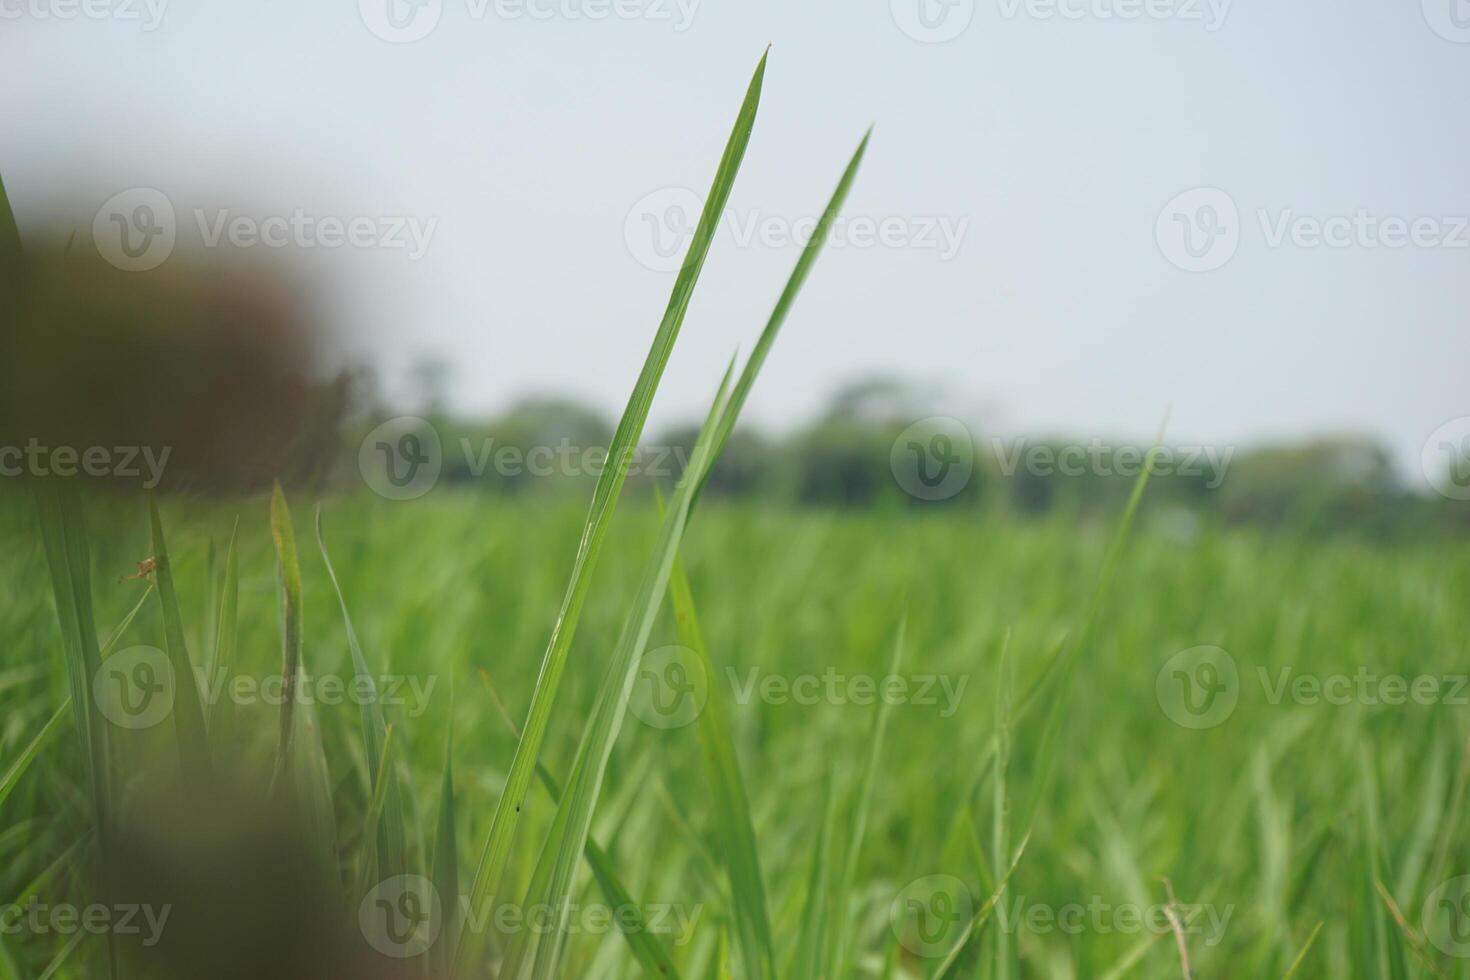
[[2, 0, 1467, 483]]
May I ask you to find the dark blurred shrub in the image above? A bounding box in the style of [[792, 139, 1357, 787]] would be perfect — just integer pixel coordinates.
[[0, 248, 337, 491]]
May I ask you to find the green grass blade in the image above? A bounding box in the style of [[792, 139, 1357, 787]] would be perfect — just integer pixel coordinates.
[[1017, 436, 1161, 833], [0, 698, 71, 811], [518, 362, 738, 980], [1373, 880, 1450, 980], [433, 723, 461, 979], [266, 486, 339, 892], [353, 724, 398, 902], [706, 929, 729, 980], [792, 772, 836, 978], [1286, 822, 1335, 914], [203, 538, 219, 667], [206, 518, 240, 756], [499, 770, 573, 980], [695, 127, 871, 503], [100, 583, 154, 657], [1427, 736, 1470, 899], [1282, 922, 1324, 980], [579, 839, 680, 980], [993, 631, 1014, 980], [9, 834, 87, 910], [1360, 754, 1409, 980], [649, 126, 873, 980], [828, 617, 906, 977], [269, 482, 304, 791], [292, 695, 343, 903], [932, 831, 1032, 980], [36, 930, 86, 980], [206, 517, 240, 731], [2, 576, 161, 980], [954, 632, 1070, 804], [1097, 934, 1165, 980], [35, 484, 106, 793], [317, 507, 408, 883], [33, 481, 116, 980], [147, 491, 213, 786], [480, 670, 684, 980], [664, 531, 777, 980], [455, 50, 768, 976]]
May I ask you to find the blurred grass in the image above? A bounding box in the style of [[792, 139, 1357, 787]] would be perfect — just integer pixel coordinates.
[[2, 488, 1469, 976]]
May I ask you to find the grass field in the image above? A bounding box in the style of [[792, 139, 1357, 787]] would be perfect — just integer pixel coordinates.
[[4, 42, 1468, 980], [2, 488, 1469, 978]]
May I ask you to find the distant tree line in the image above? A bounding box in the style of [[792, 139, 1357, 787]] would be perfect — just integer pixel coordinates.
[[313, 372, 1470, 541]]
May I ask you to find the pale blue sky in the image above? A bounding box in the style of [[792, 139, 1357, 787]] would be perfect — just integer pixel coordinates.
[[2, 0, 1467, 480]]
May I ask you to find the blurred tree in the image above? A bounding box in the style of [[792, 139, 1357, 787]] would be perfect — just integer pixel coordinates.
[[409, 355, 452, 418]]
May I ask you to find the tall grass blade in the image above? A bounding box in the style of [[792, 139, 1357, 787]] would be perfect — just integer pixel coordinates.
[[0, 699, 71, 812], [704, 928, 729, 980], [455, 50, 768, 976], [828, 617, 905, 977], [1097, 934, 1164, 980], [147, 491, 213, 786], [993, 631, 1014, 980], [480, 669, 683, 980], [37, 929, 86, 980], [932, 831, 1031, 979], [658, 126, 873, 980], [206, 518, 240, 743], [269, 482, 304, 790], [1359, 754, 1408, 980], [265, 488, 340, 877], [293, 696, 342, 902], [35, 487, 104, 775], [317, 508, 408, 883], [517, 363, 737, 980], [695, 127, 872, 503], [1426, 735, 1470, 909], [1017, 434, 1161, 832], [1282, 922, 1324, 980], [10, 835, 87, 911], [432, 724, 460, 979], [202, 539, 219, 665], [100, 583, 153, 657], [353, 724, 397, 902], [664, 539, 776, 980], [33, 481, 116, 980], [1373, 880, 1451, 980], [792, 772, 836, 979]]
